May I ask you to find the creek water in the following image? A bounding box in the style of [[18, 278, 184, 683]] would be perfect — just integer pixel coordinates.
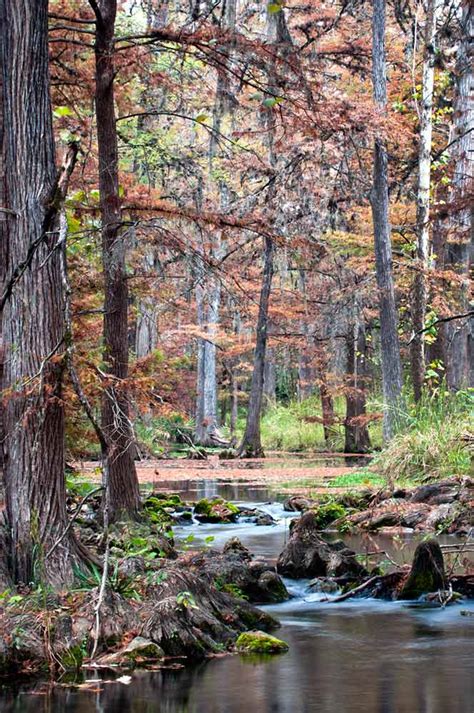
[[1, 484, 473, 713]]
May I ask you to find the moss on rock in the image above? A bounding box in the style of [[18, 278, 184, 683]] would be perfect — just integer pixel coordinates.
[[194, 497, 240, 523], [236, 631, 289, 654]]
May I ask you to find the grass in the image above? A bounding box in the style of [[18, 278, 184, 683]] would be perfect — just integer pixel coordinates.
[[326, 470, 385, 489], [372, 388, 474, 484], [235, 395, 383, 453]]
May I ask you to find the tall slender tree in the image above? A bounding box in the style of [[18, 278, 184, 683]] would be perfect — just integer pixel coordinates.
[[90, 0, 141, 518], [0, 0, 86, 585], [444, 0, 473, 391], [370, 0, 404, 440], [411, 0, 441, 402]]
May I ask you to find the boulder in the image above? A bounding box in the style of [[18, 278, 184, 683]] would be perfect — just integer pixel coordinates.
[[194, 497, 240, 523], [276, 511, 368, 579], [236, 631, 289, 654]]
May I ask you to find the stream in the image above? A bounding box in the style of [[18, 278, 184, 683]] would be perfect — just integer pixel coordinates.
[[1, 483, 473, 713]]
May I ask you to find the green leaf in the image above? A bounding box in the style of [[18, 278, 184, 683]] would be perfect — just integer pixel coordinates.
[[54, 106, 73, 118], [195, 113, 208, 124]]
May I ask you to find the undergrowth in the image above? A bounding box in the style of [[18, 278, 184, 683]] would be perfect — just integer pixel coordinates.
[[373, 389, 473, 484]]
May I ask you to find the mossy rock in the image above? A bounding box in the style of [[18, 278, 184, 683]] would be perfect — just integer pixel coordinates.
[[236, 631, 289, 654], [194, 497, 239, 523]]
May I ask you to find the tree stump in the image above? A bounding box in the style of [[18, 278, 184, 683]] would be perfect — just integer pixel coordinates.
[[398, 539, 446, 600]]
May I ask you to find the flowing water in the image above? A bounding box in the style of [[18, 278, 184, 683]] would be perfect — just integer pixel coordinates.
[[2, 483, 473, 713]]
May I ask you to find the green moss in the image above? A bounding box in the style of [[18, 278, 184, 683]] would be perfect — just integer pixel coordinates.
[[311, 501, 347, 529], [57, 645, 83, 671], [194, 497, 239, 522], [236, 631, 289, 654]]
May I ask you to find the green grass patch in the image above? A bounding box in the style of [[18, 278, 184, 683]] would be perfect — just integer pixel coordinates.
[[327, 470, 385, 489]]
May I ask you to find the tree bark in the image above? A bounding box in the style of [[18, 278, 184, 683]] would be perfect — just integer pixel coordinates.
[[445, 1, 473, 391], [410, 0, 441, 402], [0, 0, 85, 585], [92, 0, 141, 518], [238, 236, 275, 457], [370, 0, 404, 440], [344, 319, 371, 453]]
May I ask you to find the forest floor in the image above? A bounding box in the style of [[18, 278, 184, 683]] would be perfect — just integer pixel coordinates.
[[72, 455, 362, 495]]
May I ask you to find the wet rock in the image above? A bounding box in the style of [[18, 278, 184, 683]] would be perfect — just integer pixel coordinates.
[[255, 514, 276, 526], [194, 497, 240, 523], [283, 496, 313, 512], [398, 540, 446, 600], [236, 631, 289, 654], [276, 511, 368, 580], [141, 567, 279, 658]]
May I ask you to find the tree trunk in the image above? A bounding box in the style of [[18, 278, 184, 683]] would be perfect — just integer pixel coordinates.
[[263, 348, 277, 409], [0, 0, 85, 585], [410, 0, 440, 402], [445, 1, 473, 391], [237, 5, 291, 457], [344, 320, 371, 453], [370, 0, 404, 440], [194, 0, 236, 447], [92, 0, 141, 518], [238, 236, 274, 457]]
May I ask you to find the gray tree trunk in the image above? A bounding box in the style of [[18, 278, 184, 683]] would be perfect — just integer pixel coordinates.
[[194, 0, 236, 447], [410, 0, 441, 402], [445, 2, 473, 391], [370, 0, 404, 440]]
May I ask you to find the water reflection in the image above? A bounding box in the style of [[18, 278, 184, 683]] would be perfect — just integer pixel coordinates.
[[2, 604, 473, 713]]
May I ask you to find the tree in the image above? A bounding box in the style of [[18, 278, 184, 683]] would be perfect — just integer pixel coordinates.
[[410, 0, 441, 402], [444, 0, 473, 391], [90, 0, 141, 518], [370, 0, 404, 440], [0, 0, 86, 585]]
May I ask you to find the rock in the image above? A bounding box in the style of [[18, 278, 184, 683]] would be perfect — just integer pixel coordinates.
[[141, 567, 279, 658], [398, 540, 446, 600], [255, 514, 276, 526], [194, 497, 240, 523], [236, 631, 289, 654], [99, 636, 164, 665], [283, 496, 313, 512], [450, 575, 474, 599], [276, 511, 368, 580]]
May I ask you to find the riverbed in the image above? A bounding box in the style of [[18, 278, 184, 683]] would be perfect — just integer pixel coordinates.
[[1, 480, 473, 713]]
